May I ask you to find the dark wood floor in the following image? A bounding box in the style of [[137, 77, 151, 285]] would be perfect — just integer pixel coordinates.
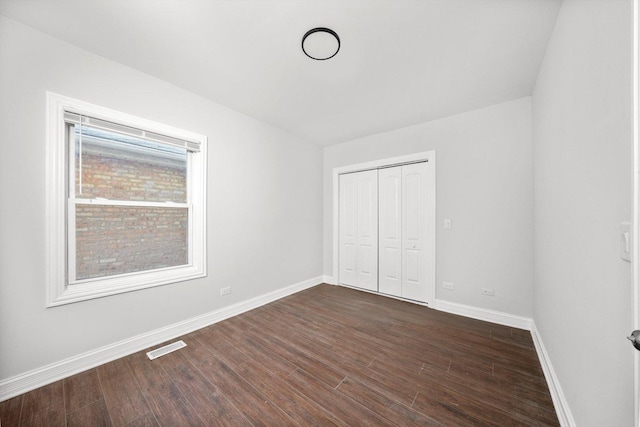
[[1, 284, 559, 426]]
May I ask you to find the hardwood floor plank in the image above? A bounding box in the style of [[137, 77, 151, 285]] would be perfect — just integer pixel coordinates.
[[448, 355, 493, 377], [246, 309, 305, 341], [444, 360, 555, 412], [355, 322, 458, 367], [213, 323, 298, 378], [412, 385, 506, 427], [194, 327, 249, 368], [285, 295, 364, 328], [366, 356, 430, 388], [220, 311, 260, 332], [63, 368, 103, 413], [490, 326, 535, 349], [123, 413, 159, 427], [156, 340, 253, 426], [187, 333, 299, 426], [0, 395, 23, 427], [19, 382, 66, 426], [67, 399, 112, 427], [127, 349, 207, 426], [297, 329, 376, 368], [289, 334, 368, 375], [235, 359, 346, 426], [418, 364, 559, 426], [344, 360, 424, 406], [285, 368, 392, 426], [492, 363, 550, 394], [401, 321, 539, 362], [243, 326, 346, 388], [97, 358, 152, 427], [389, 321, 544, 378], [336, 376, 443, 426], [268, 302, 336, 335], [212, 320, 247, 341]]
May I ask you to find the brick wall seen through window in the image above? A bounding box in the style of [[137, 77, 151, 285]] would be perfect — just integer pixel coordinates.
[[74, 137, 188, 280]]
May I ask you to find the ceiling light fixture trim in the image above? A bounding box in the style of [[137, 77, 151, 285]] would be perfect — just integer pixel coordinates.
[[302, 27, 341, 61]]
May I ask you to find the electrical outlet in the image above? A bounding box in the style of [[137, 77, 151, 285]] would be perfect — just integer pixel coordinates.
[[481, 288, 494, 296], [220, 286, 231, 296], [442, 281, 454, 290]]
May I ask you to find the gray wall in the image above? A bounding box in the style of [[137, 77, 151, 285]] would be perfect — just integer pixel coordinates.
[[324, 97, 534, 317], [532, 0, 633, 425], [0, 16, 323, 381]]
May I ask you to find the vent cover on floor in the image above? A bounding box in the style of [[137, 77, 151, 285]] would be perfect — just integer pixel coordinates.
[[146, 340, 186, 360]]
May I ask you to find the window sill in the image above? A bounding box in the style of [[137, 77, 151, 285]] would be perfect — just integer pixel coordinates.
[[47, 265, 206, 307]]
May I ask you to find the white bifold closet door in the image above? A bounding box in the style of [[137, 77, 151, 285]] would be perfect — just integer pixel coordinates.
[[339, 170, 378, 292], [379, 162, 429, 302], [378, 167, 402, 296]]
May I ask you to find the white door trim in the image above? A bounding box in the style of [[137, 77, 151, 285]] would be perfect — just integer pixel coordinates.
[[633, 1, 639, 425], [332, 151, 436, 305]]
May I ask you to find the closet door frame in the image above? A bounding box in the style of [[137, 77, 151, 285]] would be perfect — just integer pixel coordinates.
[[332, 151, 436, 306]]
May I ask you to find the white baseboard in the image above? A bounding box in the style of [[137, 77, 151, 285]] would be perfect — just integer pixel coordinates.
[[322, 275, 336, 285], [531, 322, 576, 427], [433, 299, 533, 330], [0, 276, 322, 402]]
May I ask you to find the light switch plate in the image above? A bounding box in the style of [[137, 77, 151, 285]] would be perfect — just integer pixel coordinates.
[[444, 219, 452, 230]]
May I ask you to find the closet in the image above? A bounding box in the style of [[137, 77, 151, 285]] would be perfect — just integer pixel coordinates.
[[338, 160, 433, 303]]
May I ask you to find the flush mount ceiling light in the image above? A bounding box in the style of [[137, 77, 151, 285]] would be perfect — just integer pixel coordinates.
[[302, 27, 340, 60]]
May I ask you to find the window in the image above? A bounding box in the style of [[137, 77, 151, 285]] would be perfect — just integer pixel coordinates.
[[46, 93, 207, 306]]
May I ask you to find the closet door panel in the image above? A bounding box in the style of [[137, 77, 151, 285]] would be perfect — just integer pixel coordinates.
[[402, 163, 428, 302], [339, 173, 358, 286], [355, 170, 378, 291], [378, 167, 402, 297]]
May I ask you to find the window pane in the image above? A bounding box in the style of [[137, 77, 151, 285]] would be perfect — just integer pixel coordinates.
[[73, 125, 187, 202], [75, 205, 188, 281]]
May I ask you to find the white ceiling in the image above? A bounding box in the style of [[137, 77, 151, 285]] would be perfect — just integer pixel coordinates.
[[0, 0, 561, 146]]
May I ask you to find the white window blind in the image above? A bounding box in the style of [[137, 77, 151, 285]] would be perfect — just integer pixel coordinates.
[[63, 111, 201, 152]]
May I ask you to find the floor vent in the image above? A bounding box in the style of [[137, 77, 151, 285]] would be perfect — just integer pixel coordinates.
[[146, 340, 187, 360]]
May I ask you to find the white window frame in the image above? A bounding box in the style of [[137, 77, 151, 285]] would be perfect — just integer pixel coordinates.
[[46, 92, 207, 307]]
